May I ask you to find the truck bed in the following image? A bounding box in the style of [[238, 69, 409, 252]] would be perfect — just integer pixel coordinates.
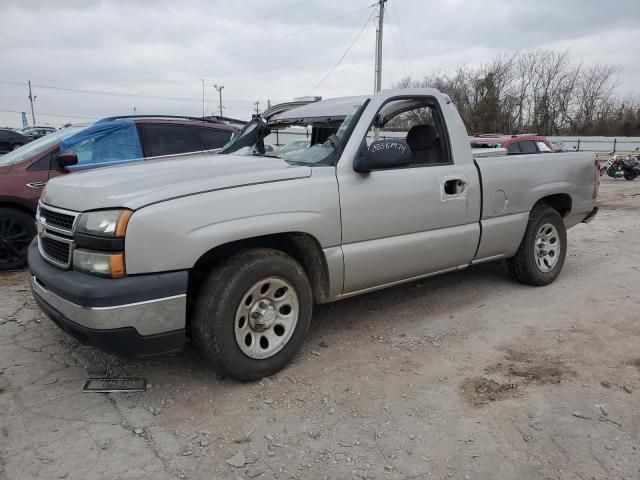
[[472, 151, 597, 263]]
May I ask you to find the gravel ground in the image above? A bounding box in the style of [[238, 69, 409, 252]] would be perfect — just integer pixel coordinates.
[[1, 177, 639, 480]]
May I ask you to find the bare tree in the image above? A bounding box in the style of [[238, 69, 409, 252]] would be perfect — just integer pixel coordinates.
[[392, 50, 638, 136]]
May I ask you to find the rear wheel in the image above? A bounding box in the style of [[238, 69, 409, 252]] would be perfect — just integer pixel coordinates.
[[624, 173, 637, 181], [192, 249, 313, 381], [0, 208, 36, 271], [507, 206, 567, 286]]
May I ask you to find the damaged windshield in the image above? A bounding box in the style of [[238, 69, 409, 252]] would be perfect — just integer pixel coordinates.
[[219, 102, 364, 166]]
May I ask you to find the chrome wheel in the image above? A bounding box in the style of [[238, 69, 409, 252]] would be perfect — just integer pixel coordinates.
[[534, 223, 560, 273], [234, 276, 299, 359]]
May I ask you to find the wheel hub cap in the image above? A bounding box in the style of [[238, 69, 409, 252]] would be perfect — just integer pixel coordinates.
[[249, 300, 277, 330], [533, 223, 560, 273], [234, 277, 299, 360]]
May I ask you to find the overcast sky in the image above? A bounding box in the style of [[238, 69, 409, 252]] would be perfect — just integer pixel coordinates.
[[1, 0, 639, 127]]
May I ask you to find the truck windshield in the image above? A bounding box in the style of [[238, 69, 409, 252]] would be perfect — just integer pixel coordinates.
[[221, 103, 364, 166]]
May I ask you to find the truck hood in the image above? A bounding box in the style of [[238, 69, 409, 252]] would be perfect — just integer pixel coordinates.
[[41, 153, 312, 211]]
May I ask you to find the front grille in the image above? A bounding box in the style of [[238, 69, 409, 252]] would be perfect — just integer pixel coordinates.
[[40, 236, 71, 266], [40, 207, 75, 231]]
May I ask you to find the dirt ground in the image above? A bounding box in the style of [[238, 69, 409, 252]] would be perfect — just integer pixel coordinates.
[[1, 177, 639, 480]]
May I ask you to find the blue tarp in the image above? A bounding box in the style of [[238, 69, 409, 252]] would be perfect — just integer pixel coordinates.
[[59, 119, 143, 169]]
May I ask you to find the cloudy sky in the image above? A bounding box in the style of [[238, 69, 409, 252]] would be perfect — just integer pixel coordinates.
[[1, 0, 639, 127]]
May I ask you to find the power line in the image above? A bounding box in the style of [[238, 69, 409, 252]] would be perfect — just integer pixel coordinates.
[[0, 5, 375, 105], [80, 0, 314, 82], [82, 3, 374, 87], [305, 9, 376, 96], [36, 83, 201, 102], [386, 8, 409, 78], [390, 0, 412, 77], [0, 80, 249, 103], [192, 4, 375, 76], [0, 108, 98, 121]]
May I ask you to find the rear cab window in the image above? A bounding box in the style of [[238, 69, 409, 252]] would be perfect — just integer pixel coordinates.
[[141, 124, 204, 157]]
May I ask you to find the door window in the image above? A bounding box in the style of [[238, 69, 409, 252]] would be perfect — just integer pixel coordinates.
[[27, 152, 53, 171], [59, 120, 143, 167], [507, 142, 521, 154], [519, 140, 537, 154], [141, 124, 204, 157], [197, 127, 233, 150], [360, 98, 451, 167]]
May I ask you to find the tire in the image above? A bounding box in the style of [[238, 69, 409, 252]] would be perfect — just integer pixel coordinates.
[[192, 248, 313, 381], [11, 143, 24, 150], [507, 206, 567, 286], [0, 208, 36, 271], [624, 173, 637, 181]]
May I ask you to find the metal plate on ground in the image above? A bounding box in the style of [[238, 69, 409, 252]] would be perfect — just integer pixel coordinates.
[[83, 377, 147, 393]]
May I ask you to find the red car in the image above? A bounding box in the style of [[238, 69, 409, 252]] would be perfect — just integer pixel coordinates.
[[0, 115, 237, 270], [470, 134, 554, 155]]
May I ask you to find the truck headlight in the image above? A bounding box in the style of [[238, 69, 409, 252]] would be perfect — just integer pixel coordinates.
[[76, 209, 132, 237], [73, 249, 126, 278]]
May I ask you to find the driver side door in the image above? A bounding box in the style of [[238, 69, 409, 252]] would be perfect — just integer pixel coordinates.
[[337, 96, 480, 294]]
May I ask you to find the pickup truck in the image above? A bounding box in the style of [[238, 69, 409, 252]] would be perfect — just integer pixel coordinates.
[[28, 89, 600, 381]]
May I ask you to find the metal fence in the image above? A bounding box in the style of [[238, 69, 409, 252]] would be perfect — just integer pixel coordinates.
[[548, 136, 640, 154], [270, 131, 640, 157]]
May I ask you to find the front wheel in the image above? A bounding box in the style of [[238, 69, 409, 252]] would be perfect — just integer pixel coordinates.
[[11, 143, 23, 150], [507, 206, 567, 286], [0, 208, 36, 271], [192, 249, 313, 381]]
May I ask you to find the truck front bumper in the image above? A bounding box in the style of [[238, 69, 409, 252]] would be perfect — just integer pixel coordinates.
[[28, 240, 187, 357]]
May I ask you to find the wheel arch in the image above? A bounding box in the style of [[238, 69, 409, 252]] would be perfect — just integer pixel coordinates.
[[531, 193, 572, 217], [187, 232, 332, 327], [0, 197, 37, 217]]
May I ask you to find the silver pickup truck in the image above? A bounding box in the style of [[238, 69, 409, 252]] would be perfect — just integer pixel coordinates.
[[28, 89, 599, 380]]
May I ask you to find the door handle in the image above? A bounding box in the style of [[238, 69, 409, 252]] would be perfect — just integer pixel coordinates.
[[26, 181, 46, 189], [443, 178, 468, 195]]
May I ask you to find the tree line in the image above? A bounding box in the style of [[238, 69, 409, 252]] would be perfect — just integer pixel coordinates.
[[393, 50, 640, 137]]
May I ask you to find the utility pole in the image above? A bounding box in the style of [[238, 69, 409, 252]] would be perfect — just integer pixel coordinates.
[[200, 79, 205, 117], [28, 81, 37, 125], [374, 0, 386, 93], [254, 101, 260, 115], [133, 106, 137, 116], [214, 84, 224, 118]]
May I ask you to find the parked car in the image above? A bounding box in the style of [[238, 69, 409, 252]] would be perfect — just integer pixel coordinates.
[[19, 126, 57, 139], [0, 128, 33, 153], [0, 115, 237, 270], [470, 134, 554, 155], [29, 89, 599, 380]]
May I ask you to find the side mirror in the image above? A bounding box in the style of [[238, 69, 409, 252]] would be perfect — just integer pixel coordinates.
[[56, 152, 78, 169], [353, 139, 412, 173]]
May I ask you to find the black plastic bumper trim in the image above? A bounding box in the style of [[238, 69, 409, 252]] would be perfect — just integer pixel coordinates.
[[33, 289, 185, 358], [28, 239, 188, 307]]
